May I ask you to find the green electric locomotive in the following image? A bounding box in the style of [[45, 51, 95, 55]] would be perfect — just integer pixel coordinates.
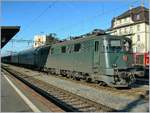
[[44, 34, 137, 87], [2, 33, 138, 87]]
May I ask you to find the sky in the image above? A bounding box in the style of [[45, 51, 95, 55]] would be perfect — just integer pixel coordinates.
[[1, 0, 149, 55]]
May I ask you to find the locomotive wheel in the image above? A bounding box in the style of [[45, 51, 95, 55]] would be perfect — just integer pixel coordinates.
[[71, 76, 76, 80], [75, 77, 80, 81], [99, 81, 107, 86], [86, 77, 92, 82], [80, 77, 86, 82], [80, 79, 85, 82]]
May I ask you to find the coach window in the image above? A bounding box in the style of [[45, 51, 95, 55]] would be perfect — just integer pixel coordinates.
[[74, 43, 81, 52], [61, 46, 66, 53], [95, 41, 99, 52], [40, 50, 43, 55]]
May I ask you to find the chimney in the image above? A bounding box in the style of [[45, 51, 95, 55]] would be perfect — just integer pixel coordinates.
[[141, 0, 144, 7]]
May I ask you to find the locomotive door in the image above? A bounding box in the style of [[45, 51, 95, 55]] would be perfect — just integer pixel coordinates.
[[93, 41, 100, 73]]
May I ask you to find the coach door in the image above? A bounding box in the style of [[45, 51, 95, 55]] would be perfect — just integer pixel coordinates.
[[93, 41, 100, 73]]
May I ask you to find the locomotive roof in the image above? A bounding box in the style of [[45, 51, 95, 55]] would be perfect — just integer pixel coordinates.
[[18, 45, 51, 55], [52, 34, 131, 47]]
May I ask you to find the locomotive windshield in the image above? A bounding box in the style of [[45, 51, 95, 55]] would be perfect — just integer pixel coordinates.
[[109, 39, 122, 52], [104, 38, 132, 52], [110, 40, 121, 47]]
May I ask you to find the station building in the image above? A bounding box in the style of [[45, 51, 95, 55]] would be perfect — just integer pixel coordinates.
[[107, 6, 149, 53], [33, 34, 59, 48], [33, 35, 47, 48]]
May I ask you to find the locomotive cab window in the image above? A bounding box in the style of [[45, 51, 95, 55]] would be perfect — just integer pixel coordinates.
[[95, 41, 99, 52], [61, 46, 66, 53], [109, 39, 122, 52], [74, 43, 81, 52]]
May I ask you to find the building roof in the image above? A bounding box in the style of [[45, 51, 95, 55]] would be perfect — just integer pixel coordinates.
[[108, 6, 149, 30], [116, 6, 149, 19], [1, 26, 20, 48]]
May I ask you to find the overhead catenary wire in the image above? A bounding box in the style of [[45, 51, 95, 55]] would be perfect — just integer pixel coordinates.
[[16, 0, 140, 41], [15, 2, 56, 40], [6, 0, 141, 53], [45, 0, 140, 39]]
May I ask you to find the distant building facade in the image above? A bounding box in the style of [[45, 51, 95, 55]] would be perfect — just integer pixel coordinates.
[[107, 6, 149, 53], [33, 35, 55, 48], [33, 35, 47, 48], [33, 34, 59, 48]]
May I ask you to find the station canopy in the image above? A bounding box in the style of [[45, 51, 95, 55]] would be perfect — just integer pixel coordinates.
[[1, 26, 20, 48]]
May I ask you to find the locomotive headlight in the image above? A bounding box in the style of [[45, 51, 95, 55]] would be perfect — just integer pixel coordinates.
[[112, 64, 117, 67]]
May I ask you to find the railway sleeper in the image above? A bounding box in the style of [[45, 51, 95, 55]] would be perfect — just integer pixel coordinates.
[[70, 101, 85, 106], [79, 106, 96, 112], [62, 98, 79, 102], [57, 95, 70, 100], [73, 104, 92, 109]]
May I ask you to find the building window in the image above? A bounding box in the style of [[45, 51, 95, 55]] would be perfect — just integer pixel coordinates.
[[74, 43, 81, 52], [135, 14, 140, 20], [137, 35, 140, 41], [130, 26, 133, 32], [119, 29, 121, 35], [124, 18, 127, 22], [119, 19, 121, 24], [124, 28, 127, 33], [137, 24, 140, 31], [61, 46, 66, 53]]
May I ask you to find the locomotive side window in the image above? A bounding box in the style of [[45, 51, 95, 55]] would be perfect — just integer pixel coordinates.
[[95, 41, 99, 52], [61, 46, 66, 53], [74, 43, 81, 52], [51, 48, 54, 54]]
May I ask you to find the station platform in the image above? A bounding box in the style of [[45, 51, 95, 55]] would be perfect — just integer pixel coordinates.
[[1, 73, 32, 112]]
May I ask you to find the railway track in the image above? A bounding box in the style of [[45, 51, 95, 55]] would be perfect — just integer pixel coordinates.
[[2, 69, 64, 112], [2, 66, 117, 112], [3, 64, 149, 100], [59, 75, 149, 99], [38, 70, 148, 98]]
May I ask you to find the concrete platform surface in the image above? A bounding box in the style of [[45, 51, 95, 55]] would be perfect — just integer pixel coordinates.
[[1, 73, 32, 112]]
